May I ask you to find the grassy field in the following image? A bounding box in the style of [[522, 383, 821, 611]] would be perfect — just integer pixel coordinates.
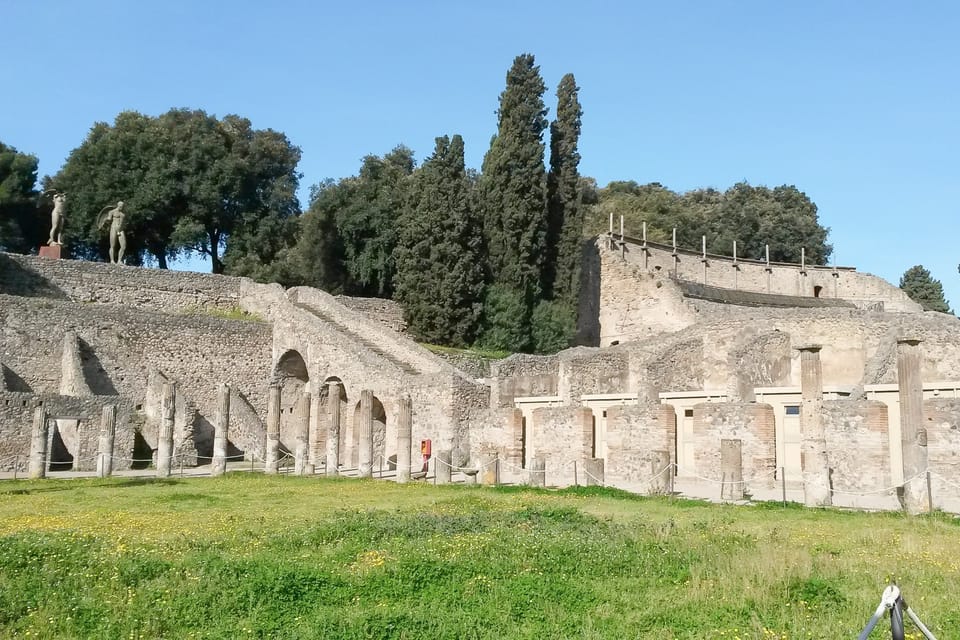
[[0, 475, 957, 639]]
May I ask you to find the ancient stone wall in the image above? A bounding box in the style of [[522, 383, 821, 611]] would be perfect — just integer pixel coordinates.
[[0, 253, 242, 312], [558, 348, 629, 403], [489, 354, 559, 408], [605, 403, 676, 490], [529, 406, 592, 486], [618, 237, 920, 312], [0, 391, 136, 472], [822, 400, 891, 493], [692, 403, 777, 493], [0, 294, 273, 457], [924, 398, 960, 509]]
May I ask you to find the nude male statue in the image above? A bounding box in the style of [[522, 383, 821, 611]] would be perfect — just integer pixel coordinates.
[[97, 201, 128, 264], [48, 192, 66, 246]]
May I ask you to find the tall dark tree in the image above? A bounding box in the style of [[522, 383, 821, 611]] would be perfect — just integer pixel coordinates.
[[332, 146, 414, 297], [900, 265, 952, 313], [287, 178, 351, 292], [0, 142, 43, 252], [544, 73, 583, 307], [394, 135, 485, 346], [478, 54, 549, 350]]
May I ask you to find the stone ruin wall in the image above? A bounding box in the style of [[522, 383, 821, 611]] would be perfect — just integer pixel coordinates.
[[617, 236, 920, 311], [0, 293, 274, 470], [581, 237, 924, 348], [0, 392, 137, 472]]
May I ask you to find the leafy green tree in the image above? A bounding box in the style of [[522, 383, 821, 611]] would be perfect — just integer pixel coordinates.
[[587, 181, 832, 265], [333, 146, 414, 296], [287, 178, 351, 292], [900, 265, 952, 313], [477, 284, 530, 352], [53, 112, 180, 266], [53, 109, 301, 272], [531, 299, 576, 353], [478, 53, 549, 348], [544, 73, 584, 308], [0, 142, 43, 252], [394, 135, 485, 346]]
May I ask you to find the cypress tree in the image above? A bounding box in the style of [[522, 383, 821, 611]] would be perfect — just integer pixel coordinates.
[[544, 73, 584, 307], [478, 53, 549, 350], [395, 135, 485, 346], [900, 265, 952, 313]]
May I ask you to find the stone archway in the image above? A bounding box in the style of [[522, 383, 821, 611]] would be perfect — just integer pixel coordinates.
[[274, 350, 309, 456]]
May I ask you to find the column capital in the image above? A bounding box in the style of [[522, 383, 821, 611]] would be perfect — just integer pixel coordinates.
[[796, 344, 822, 353]]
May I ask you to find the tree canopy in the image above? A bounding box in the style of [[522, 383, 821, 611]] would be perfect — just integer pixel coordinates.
[[900, 265, 952, 313], [52, 109, 301, 271], [0, 142, 44, 253], [588, 181, 832, 264]]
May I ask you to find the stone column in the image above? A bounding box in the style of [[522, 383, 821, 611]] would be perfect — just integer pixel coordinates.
[[28, 406, 49, 479], [396, 395, 412, 483], [799, 345, 831, 507], [435, 449, 452, 484], [325, 381, 341, 476], [96, 405, 117, 478], [720, 439, 744, 500], [156, 382, 175, 478], [528, 456, 546, 487], [211, 383, 230, 477], [306, 392, 322, 475], [648, 450, 673, 495], [898, 338, 930, 514], [265, 384, 281, 474], [358, 389, 374, 478], [583, 458, 604, 486], [294, 391, 312, 475]]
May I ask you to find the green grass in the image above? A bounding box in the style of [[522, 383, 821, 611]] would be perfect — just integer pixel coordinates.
[[180, 305, 265, 322], [0, 476, 957, 639]]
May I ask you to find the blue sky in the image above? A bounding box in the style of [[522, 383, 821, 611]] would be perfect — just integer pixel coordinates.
[[4, 1, 958, 308]]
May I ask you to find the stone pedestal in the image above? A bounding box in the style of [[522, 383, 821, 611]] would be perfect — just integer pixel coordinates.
[[720, 439, 744, 500], [464, 469, 479, 485], [528, 457, 546, 487], [583, 458, 604, 486], [649, 450, 673, 495], [479, 454, 499, 486], [435, 450, 452, 484], [39, 245, 65, 259]]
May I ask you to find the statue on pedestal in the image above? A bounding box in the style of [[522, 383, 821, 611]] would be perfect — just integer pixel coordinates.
[[97, 201, 128, 264], [44, 190, 67, 246]]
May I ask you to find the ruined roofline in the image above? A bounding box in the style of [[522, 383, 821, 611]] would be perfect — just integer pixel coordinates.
[[602, 232, 857, 272]]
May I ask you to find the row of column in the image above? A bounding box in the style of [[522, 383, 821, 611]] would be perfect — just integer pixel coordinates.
[[797, 339, 930, 514], [259, 381, 415, 481]]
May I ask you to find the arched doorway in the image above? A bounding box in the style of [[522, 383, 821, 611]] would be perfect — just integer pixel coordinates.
[[274, 350, 309, 458]]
